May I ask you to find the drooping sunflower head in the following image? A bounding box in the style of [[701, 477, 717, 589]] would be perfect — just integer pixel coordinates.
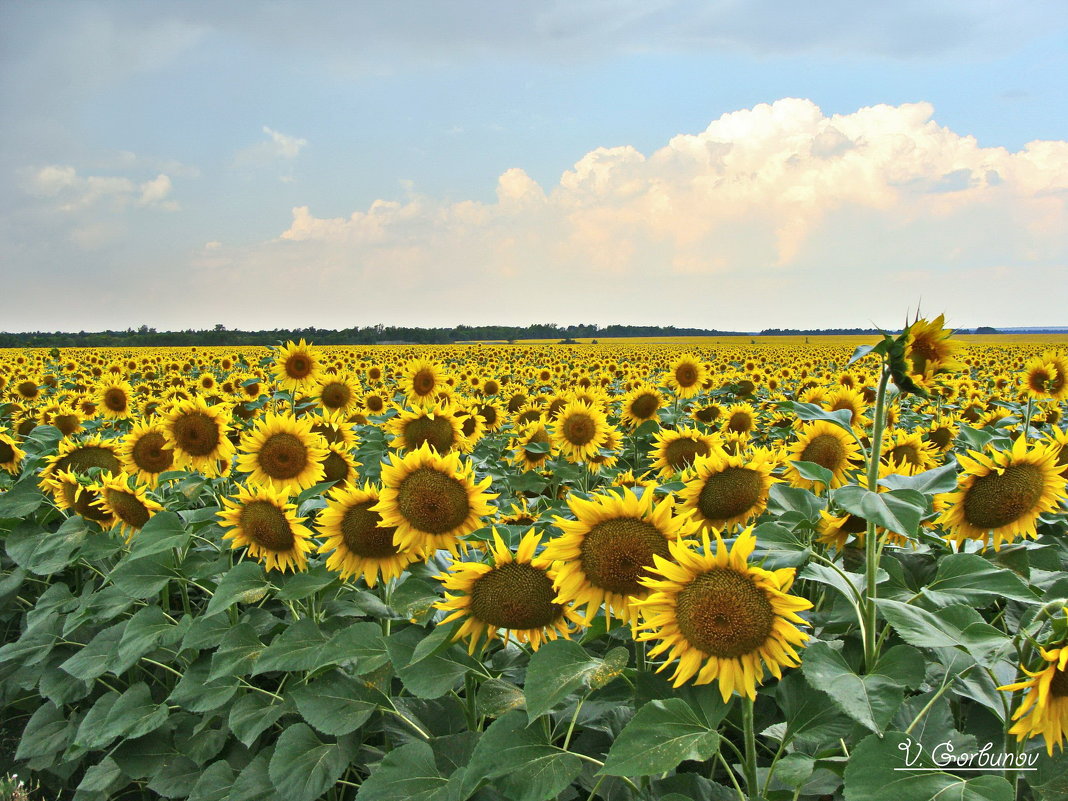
[[937, 436, 1067, 551], [999, 641, 1068, 756], [316, 482, 420, 586], [665, 354, 707, 400], [550, 399, 611, 463], [880, 430, 939, 476], [119, 420, 174, 485], [39, 435, 124, 489], [922, 419, 959, 453], [904, 314, 964, 385], [633, 527, 812, 702], [388, 403, 464, 454], [236, 412, 329, 494], [784, 420, 862, 491], [545, 487, 698, 624], [320, 442, 360, 487], [161, 396, 235, 477], [218, 483, 315, 573], [48, 404, 84, 437], [271, 339, 324, 393], [374, 444, 497, 555], [679, 448, 779, 531], [816, 508, 870, 552], [511, 422, 552, 471], [309, 408, 359, 449], [436, 528, 584, 654], [0, 429, 26, 475], [650, 427, 723, 478], [92, 472, 163, 541]]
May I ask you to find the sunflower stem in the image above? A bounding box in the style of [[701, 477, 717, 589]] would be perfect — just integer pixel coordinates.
[[1022, 396, 1033, 440], [863, 365, 892, 672], [741, 696, 759, 801]]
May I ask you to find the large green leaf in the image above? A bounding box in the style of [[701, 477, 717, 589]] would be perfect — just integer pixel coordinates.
[[843, 731, 1013, 801], [100, 681, 170, 741], [384, 625, 481, 699], [110, 550, 177, 598], [601, 699, 719, 777], [462, 711, 583, 801], [775, 672, 855, 750], [802, 641, 923, 733], [877, 600, 1012, 667], [253, 618, 333, 674], [523, 638, 609, 720], [918, 553, 1040, 607], [355, 740, 453, 801], [168, 655, 240, 713], [204, 560, 270, 617], [831, 486, 925, 538], [0, 479, 46, 517], [188, 760, 235, 801], [5, 516, 86, 575], [229, 751, 283, 801], [127, 511, 192, 560], [876, 463, 959, 495], [117, 605, 175, 667], [228, 692, 289, 748], [267, 723, 356, 801], [15, 701, 70, 761], [60, 622, 125, 680], [290, 671, 379, 736], [208, 623, 264, 681]]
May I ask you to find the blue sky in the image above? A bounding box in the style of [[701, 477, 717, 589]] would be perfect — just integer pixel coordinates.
[[2, 1, 1066, 332]]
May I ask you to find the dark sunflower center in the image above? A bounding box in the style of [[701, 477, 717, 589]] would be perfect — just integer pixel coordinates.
[[962, 463, 1045, 530], [694, 406, 720, 423], [928, 427, 953, 449], [675, 568, 775, 658], [0, 441, 15, 463], [105, 488, 151, 529], [257, 433, 309, 480], [53, 414, 81, 435], [829, 400, 857, 423], [412, 369, 436, 396], [800, 434, 846, 471], [286, 355, 312, 378], [17, 381, 38, 398], [469, 562, 562, 630], [340, 500, 399, 557], [580, 517, 671, 595], [172, 412, 222, 456], [663, 437, 712, 472], [727, 412, 752, 433], [516, 409, 542, 426], [477, 404, 498, 426], [483, 380, 499, 395], [1050, 667, 1068, 699], [365, 395, 385, 413], [396, 467, 471, 534], [697, 467, 765, 522], [402, 415, 456, 452], [675, 365, 698, 387], [459, 415, 478, 438], [908, 336, 941, 374], [312, 423, 347, 445], [508, 394, 528, 413], [736, 379, 755, 397], [132, 432, 174, 473], [839, 513, 868, 534], [75, 488, 112, 522], [321, 382, 352, 409], [887, 443, 922, 466], [55, 446, 123, 476], [239, 500, 295, 551], [1028, 369, 1054, 394], [103, 388, 128, 412], [561, 413, 597, 446], [524, 428, 550, 460], [321, 451, 350, 484], [630, 393, 659, 419]]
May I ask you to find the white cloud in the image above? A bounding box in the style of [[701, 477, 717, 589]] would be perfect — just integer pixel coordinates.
[[195, 98, 1067, 329], [23, 165, 177, 211], [262, 126, 307, 159]]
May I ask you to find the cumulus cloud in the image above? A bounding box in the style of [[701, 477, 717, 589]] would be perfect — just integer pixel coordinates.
[[22, 165, 177, 211], [232, 126, 308, 181], [197, 98, 1067, 329]]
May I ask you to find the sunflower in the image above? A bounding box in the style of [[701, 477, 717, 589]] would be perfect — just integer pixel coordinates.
[[309, 408, 358, 449], [1022, 352, 1068, 401], [161, 396, 235, 477], [784, 421, 862, 491], [905, 314, 964, 386], [402, 358, 449, 407], [816, 509, 869, 552], [473, 400, 505, 432], [374, 444, 496, 555], [691, 403, 724, 427], [46, 469, 115, 527], [511, 422, 552, 471], [587, 426, 622, 473], [320, 443, 360, 487], [217, 484, 315, 573], [665, 354, 707, 399], [679, 448, 778, 531], [119, 420, 175, 486], [551, 400, 611, 463], [236, 412, 328, 494], [363, 391, 388, 416], [49, 404, 84, 437], [316, 372, 361, 414], [999, 640, 1068, 755], [612, 469, 658, 491], [650, 427, 722, 478], [388, 403, 464, 454], [436, 528, 584, 654], [633, 527, 812, 701], [316, 482, 420, 586], [824, 387, 868, 429], [620, 384, 664, 428], [92, 472, 163, 541], [937, 437, 1067, 551], [722, 403, 758, 436], [0, 429, 26, 475], [545, 487, 697, 624], [272, 339, 324, 394], [1045, 426, 1068, 478], [39, 435, 124, 489], [921, 420, 959, 453], [881, 430, 939, 476]]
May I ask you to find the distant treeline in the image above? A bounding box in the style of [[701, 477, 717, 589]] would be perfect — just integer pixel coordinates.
[[0, 323, 1010, 348]]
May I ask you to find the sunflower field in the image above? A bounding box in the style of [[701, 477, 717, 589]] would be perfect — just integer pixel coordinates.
[[2, 322, 1068, 801]]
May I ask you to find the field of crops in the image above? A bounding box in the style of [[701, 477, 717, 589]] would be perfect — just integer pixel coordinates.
[[2, 321, 1067, 801]]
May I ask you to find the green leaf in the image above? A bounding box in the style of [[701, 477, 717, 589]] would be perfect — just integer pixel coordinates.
[[601, 699, 719, 777], [776, 672, 854, 750], [523, 638, 606, 720], [802, 641, 923, 733], [168, 655, 240, 712], [15, 701, 70, 761], [253, 617, 331, 674], [101, 681, 169, 740], [74, 691, 121, 749], [0, 611, 61, 667], [767, 484, 825, 518], [274, 564, 339, 600], [877, 600, 1012, 666], [5, 516, 86, 575], [780, 402, 855, 433], [326, 621, 391, 674], [390, 577, 442, 620], [77, 756, 123, 793], [848, 342, 888, 366], [60, 622, 125, 680], [110, 550, 177, 598], [384, 625, 481, 699], [208, 623, 264, 681], [843, 731, 1013, 801], [128, 511, 191, 559], [148, 755, 202, 799], [290, 671, 379, 736], [0, 479, 46, 517], [229, 751, 283, 801], [117, 605, 175, 666], [355, 740, 453, 801], [919, 553, 1040, 607], [791, 460, 836, 490], [476, 678, 526, 717], [228, 692, 289, 748], [876, 463, 959, 495], [188, 760, 235, 801], [831, 485, 925, 538], [267, 723, 356, 801], [205, 560, 270, 617], [462, 711, 583, 801]]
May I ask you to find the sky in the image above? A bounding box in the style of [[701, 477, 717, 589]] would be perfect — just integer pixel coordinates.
[[1, 0, 1066, 334]]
